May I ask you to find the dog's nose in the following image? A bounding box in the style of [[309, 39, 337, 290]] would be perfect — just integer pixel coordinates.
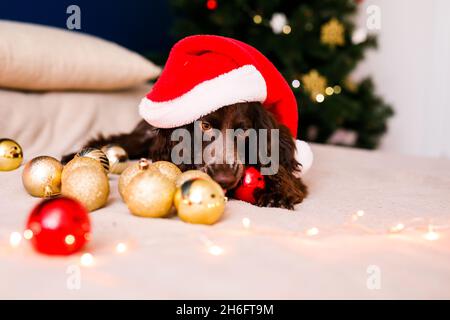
[[206, 164, 242, 190], [212, 172, 238, 190]]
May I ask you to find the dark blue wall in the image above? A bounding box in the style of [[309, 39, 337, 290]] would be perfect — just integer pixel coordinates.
[[0, 0, 173, 55]]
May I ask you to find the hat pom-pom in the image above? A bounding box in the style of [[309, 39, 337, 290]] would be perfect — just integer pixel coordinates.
[[294, 140, 313, 177]]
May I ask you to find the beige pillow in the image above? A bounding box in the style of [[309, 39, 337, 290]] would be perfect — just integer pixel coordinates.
[[0, 20, 161, 91]]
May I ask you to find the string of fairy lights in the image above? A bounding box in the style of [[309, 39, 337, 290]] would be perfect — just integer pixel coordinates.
[[2, 208, 448, 267]]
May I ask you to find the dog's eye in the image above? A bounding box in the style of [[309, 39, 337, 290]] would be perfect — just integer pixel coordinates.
[[201, 121, 212, 131]]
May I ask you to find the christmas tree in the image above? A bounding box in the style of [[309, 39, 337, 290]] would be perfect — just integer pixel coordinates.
[[166, 0, 393, 149]]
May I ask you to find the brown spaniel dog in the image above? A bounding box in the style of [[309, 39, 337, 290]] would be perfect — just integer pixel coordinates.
[[62, 102, 307, 209]]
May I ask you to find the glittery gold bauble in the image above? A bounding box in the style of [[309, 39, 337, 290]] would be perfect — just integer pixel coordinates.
[[76, 147, 110, 173], [61, 164, 109, 212], [175, 179, 226, 225], [118, 158, 155, 200], [175, 170, 212, 188], [301, 70, 327, 100], [0, 138, 23, 171], [62, 156, 106, 182], [124, 170, 175, 218], [150, 161, 182, 182], [321, 18, 345, 47], [101, 144, 129, 175], [22, 156, 63, 197]]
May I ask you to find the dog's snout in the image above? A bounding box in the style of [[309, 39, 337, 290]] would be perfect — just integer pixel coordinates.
[[206, 163, 243, 190], [213, 173, 237, 190]]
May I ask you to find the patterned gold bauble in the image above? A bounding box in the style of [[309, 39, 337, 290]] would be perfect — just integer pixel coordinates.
[[301, 70, 327, 100], [22, 156, 63, 197], [0, 138, 23, 171], [118, 158, 156, 200], [101, 144, 129, 175], [321, 18, 345, 47], [61, 164, 110, 212], [175, 178, 226, 225], [175, 170, 213, 188], [124, 170, 175, 218], [150, 161, 182, 182], [76, 147, 110, 173]]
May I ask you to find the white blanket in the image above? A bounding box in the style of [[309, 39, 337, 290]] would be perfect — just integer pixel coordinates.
[[1, 86, 449, 299]]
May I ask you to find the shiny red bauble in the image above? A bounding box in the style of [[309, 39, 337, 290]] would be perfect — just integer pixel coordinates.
[[234, 167, 265, 204], [26, 197, 91, 255]]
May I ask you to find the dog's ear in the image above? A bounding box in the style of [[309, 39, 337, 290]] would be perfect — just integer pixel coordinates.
[[250, 103, 300, 173]]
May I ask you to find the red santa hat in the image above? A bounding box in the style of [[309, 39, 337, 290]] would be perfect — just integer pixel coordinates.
[[139, 35, 313, 174]]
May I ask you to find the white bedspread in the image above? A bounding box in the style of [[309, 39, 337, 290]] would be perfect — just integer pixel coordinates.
[[1, 86, 449, 299]]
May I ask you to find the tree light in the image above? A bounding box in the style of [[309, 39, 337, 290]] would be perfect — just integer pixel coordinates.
[[253, 15, 262, 24], [282, 25, 292, 34], [325, 87, 334, 95], [315, 94, 325, 103], [292, 79, 300, 88]]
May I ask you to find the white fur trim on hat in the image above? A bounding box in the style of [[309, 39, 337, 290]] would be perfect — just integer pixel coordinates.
[[294, 140, 313, 176], [139, 65, 267, 128]]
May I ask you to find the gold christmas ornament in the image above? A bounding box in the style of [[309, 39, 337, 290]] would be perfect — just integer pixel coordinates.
[[150, 161, 182, 182], [124, 170, 175, 218], [175, 178, 226, 225], [175, 170, 213, 188], [301, 70, 327, 101], [62, 156, 105, 181], [61, 163, 110, 212], [76, 147, 110, 173], [118, 158, 155, 200], [101, 144, 129, 175], [0, 138, 23, 171], [321, 18, 345, 47], [22, 156, 63, 197]]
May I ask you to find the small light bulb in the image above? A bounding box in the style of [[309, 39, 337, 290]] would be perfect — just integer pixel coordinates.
[[306, 227, 319, 236], [356, 210, 365, 217], [208, 245, 224, 256], [325, 87, 334, 95], [315, 94, 325, 103], [242, 217, 251, 229], [389, 223, 405, 233], [116, 243, 127, 253], [292, 79, 300, 88], [253, 14, 262, 24], [23, 229, 33, 240], [424, 225, 439, 241], [65, 234, 75, 245], [333, 85, 342, 94], [80, 253, 94, 266], [9, 232, 22, 247], [282, 25, 291, 34]]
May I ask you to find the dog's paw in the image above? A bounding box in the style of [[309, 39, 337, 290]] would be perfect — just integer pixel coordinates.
[[254, 189, 296, 210]]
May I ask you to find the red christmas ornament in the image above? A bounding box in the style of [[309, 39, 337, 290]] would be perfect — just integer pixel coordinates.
[[234, 167, 265, 204], [26, 197, 91, 255], [206, 0, 218, 10]]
